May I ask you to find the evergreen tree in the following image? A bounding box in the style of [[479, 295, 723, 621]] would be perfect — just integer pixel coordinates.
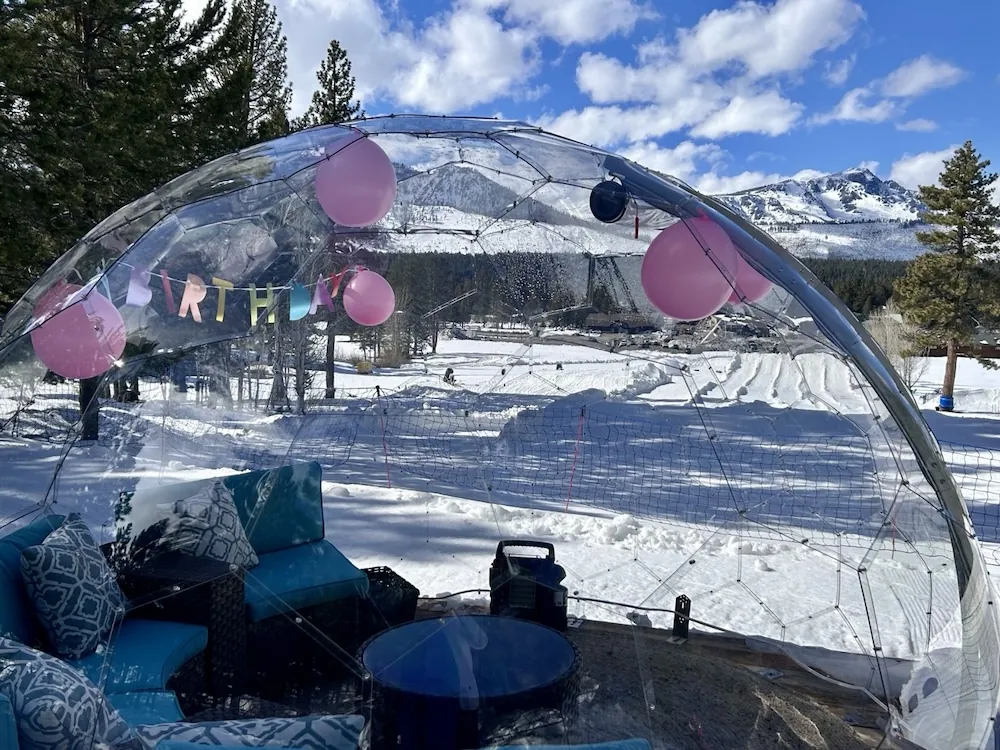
[[0, 0, 226, 306], [295, 39, 362, 130], [893, 141, 1000, 409], [202, 0, 291, 154]]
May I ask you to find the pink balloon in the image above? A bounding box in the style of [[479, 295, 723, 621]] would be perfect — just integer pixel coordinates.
[[315, 137, 397, 228], [30, 284, 127, 380], [343, 270, 395, 326], [640, 217, 738, 321], [727, 251, 773, 304]]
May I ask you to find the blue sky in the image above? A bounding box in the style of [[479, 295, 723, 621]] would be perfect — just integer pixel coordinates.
[[187, 0, 1000, 194]]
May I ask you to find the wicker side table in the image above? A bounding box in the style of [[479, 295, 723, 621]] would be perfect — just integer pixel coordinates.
[[116, 552, 248, 698]]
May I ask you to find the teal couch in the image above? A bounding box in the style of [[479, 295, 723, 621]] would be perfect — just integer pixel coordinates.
[[111, 462, 374, 688], [220, 462, 371, 624], [0, 473, 370, 749], [117, 461, 370, 626], [0, 512, 208, 701], [0, 514, 206, 747]]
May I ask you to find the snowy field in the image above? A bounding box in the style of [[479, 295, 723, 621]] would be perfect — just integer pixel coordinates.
[[3, 337, 1000, 692]]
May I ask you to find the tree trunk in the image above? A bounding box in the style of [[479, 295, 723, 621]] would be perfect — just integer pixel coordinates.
[[207, 341, 233, 408], [325, 324, 336, 398], [941, 338, 959, 410], [79, 378, 100, 441]]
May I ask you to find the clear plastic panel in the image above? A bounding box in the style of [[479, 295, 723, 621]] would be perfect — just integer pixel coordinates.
[[0, 116, 996, 750]]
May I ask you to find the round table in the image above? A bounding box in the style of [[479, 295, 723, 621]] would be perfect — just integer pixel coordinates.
[[360, 615, 579, 750]]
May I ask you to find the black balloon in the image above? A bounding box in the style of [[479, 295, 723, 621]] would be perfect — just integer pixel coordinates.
[[589, 180, 630, 223]]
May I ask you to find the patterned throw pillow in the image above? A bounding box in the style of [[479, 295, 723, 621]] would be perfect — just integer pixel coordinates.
[[20, 515, 127, 660], [158, 481, 259, 569], [0, 637, 135, 750], [135, 714, 365, 749]]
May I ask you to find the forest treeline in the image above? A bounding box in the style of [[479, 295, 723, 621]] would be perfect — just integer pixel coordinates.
[[379, 253, 912, 323], [799, 257, 909, 318]]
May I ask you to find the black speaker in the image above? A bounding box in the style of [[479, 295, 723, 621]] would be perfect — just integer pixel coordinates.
[[589, 180, 630, 223]]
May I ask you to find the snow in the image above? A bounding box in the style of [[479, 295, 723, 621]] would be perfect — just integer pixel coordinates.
[[3, 339, 1000, 716]]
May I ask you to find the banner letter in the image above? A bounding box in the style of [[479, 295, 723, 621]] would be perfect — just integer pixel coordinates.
[[329, 268, 347, 298], [159, 270, 177, 314], [250, 283, 275, 326], [289, 282, 310, 321], [178, 274, 207, 323], [212, 277, 233, 322], [125, 266, 152, 307], [309, 276, 335, 315]]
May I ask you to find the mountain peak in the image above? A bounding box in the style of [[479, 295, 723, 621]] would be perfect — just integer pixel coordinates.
[[716, 165, 924, 226]]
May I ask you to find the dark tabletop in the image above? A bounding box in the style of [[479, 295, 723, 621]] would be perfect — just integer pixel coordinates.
[[361, 615, 577, 700]]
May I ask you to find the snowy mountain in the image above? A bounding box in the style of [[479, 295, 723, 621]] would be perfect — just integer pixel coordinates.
[[388, 162, 929, 260], [716, 167, 924, 225]]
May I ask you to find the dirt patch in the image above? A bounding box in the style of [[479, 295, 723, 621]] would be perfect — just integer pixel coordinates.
[[564, 626, 873, 750]]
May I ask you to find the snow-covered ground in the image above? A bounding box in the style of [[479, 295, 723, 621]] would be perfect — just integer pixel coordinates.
[[3, 339, 1000, 688]]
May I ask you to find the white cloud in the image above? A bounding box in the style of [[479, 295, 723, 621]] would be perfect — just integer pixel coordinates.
[[881, 55, 966, 98], [858, 160, 880, 173], [811, 87, 899, 125], [824, 55, 855, 86], [896, 118, 937, 132], [203, 0, 654, 117], [389, 9, 540, 112], [467, 0, 657, 45], [690, 90, 804, 138], [565, 0, 863, 143], [620, 140, 725, 179], [575, 52, 723, 105], [618, 141, 825, 195], [674, 0, 864, 79], [538, 103, 720, 148], [889, 146, 957, 189], [812, 54, 964, 128]]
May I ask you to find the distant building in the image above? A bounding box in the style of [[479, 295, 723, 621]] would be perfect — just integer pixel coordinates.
[[584, 313, 658, 333]]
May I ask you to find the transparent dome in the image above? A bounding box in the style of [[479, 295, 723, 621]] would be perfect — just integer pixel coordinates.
[[0, 115, 997, 750]]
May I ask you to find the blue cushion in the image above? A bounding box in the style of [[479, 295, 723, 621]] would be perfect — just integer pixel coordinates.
[[0, 514, 65, 645], [222, 462, 325, 554], [20, 514, 128, 659], [153, 744, 302, 750], [137, 714, 365, 749], [106, 690, 184, 726], [0, 693, 18, 750], [69, 618, 207, 693], [0, 637, 136, 749], [244, 540, 369, 622]]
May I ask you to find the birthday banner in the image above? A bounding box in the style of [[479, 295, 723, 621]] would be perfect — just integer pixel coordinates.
[[30, 132, 402, 380]]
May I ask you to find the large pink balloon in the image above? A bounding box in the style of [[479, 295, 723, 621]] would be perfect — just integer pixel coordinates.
[[30, 284, 127, 380], [343, 270, 396, 327], [727, 251, 773, 304], [641, 217, 738, 321], [315, 137, 397, 228]]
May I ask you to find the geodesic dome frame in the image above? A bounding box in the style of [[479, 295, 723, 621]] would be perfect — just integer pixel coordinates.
[[0, 114, 996, 749]]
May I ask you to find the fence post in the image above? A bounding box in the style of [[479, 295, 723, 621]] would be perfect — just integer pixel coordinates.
[[565, 405, 587, 510], [375, 385, 391, 489]]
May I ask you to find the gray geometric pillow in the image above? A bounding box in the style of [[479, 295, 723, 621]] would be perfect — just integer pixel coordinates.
[[20, 515, 127, 660], [0, 637, 135, 750], [135, 713, 365, 749], [158, 481, 258, 569]]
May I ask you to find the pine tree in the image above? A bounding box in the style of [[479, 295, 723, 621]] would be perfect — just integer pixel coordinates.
[[295, 39, 362, 130], [0, 0, 225, 306], [893, 141, 1000, 410], [203, 0, 291, 153]]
